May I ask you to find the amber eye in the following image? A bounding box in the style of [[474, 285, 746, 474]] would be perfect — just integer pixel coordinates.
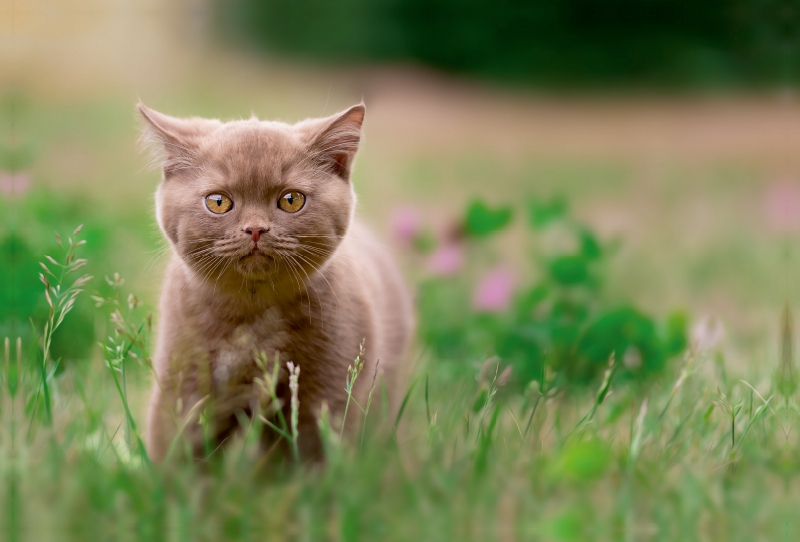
[[205, 194, 233, 214], [278, 191, 306, 213]]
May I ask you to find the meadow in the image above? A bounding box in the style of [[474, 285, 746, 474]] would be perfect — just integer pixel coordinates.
[[3, 50, 800, 540]]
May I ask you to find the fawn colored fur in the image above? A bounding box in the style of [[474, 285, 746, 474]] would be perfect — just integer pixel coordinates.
[[139, 103, 413, 460]]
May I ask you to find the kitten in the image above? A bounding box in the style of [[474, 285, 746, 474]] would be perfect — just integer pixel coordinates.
[[138, 102, 414, 461]]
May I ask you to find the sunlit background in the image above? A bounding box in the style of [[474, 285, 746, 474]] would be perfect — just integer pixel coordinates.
[[3, 1, 800, 536]]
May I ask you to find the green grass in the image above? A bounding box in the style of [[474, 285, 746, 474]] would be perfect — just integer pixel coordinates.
[[1, 223, 798, 541]]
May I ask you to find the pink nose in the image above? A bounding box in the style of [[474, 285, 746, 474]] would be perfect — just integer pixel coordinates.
[[244, 226, 267, 243]]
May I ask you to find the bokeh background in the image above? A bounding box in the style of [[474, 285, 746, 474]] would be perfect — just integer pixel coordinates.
[[2, 0, 800, 403]]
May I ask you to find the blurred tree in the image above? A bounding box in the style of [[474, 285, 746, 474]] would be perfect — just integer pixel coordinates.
[[216, 0, 798, 87]]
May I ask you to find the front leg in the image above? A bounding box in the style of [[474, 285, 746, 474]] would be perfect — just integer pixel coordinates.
[[145, 365, 210, 461], [145, 381, 175, 462], [146, 383, 206, 461]]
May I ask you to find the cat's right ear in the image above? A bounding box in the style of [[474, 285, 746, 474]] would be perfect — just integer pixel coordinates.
[[137, 103, 210, 176]]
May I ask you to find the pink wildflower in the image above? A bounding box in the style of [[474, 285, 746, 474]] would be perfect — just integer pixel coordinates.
[[390, 206, 422, 245], [427, 244, 463, 276], [0, 171, 30, 196], [473, 267, 515, 312], [765, 179, 800, 233], [691, 316, 724, 352]]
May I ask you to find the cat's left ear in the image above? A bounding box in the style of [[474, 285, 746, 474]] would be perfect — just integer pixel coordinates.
[[137, 103, 218, 176], [308, 104, 365, 181]]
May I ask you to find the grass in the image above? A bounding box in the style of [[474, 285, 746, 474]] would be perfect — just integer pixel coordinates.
[[0, 225, 797, 541]]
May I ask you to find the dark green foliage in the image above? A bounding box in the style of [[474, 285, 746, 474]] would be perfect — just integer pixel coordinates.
[[0, 234, 38, 334], [578, 307, 663, 373], [418, 195, 687, 388], [463, 200, 513, 237], [215, 0, 797, 87], [1, 231, 98, 361], [549, 255, 590, 286], [4, 188, 151, 364]]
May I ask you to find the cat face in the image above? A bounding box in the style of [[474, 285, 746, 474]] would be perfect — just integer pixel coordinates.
[[139, 104, 364, 285]]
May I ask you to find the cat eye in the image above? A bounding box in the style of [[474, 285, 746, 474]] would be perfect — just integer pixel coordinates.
[[205, 194, 234, 214], [278, 191, 306, 213]]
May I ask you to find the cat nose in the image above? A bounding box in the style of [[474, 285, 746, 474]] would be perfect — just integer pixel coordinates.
[[244, 226, 268, 243]]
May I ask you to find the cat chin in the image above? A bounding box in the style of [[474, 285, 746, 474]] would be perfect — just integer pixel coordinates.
[[233, 254, 278, 278]]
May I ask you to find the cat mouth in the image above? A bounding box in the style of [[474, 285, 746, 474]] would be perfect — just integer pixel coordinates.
[[239, 250, 272, 261], [237, 248, 277, 268]]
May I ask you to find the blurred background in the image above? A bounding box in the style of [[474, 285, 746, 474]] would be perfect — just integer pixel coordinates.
[[2, 0, 800, 379]]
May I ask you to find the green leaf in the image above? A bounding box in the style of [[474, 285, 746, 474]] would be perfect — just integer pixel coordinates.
[[579, 229, 602, 259], [472, 388, 488, 413], [664, 311, 688, 355], [549, 255, 589, 285], [514, 284, 549, 315], [464, 201, 513, 237], [528, 197, 567, 229], [578, 306, 662, 373]]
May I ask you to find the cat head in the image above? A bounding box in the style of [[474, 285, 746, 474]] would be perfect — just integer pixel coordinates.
[[139, 103, 365, 288]]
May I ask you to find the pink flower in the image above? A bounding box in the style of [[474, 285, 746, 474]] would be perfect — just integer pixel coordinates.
[[0, 171, 30, 196], [427, 244, 463, 276], [473, 267, 515, 312], [765, 179, 800, 233], [691, 316, 724, 352], [390, 206, 421, 245]]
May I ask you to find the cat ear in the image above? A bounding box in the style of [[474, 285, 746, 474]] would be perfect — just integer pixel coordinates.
[[138, 103, 212, 176], [308, 104, 365, 181]]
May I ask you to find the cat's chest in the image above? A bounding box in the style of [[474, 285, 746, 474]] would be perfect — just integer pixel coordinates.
[[203, 306, 290, 388]]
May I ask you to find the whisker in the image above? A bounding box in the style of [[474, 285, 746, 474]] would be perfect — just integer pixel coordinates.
[[208, 256, 233, 295], [290, 250, 346, 309], [284, 253, 324, 326], [144, 245, 171, 277], [296, 244, 369, 283], [279, 253, 312, 323], [190, 254, 225, 290], [292, 234, 395, 252]]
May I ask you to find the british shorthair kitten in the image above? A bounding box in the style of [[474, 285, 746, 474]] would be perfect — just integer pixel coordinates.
[[138, 102, 413, 461]]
